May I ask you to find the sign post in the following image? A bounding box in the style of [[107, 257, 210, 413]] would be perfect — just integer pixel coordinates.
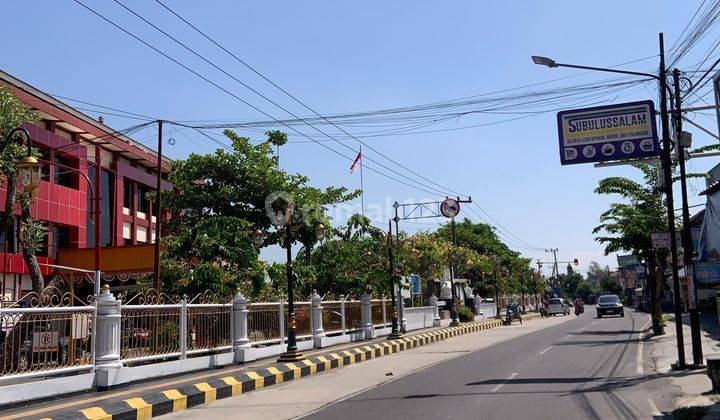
[[557, 100, 659, 165]]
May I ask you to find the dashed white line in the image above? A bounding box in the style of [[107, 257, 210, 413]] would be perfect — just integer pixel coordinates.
[[579, 326, 587, 332], [563, 334, 571, 340], [648, 398, 661, 416], [539, 346, 552, 355], [492, 372, 518, 393]]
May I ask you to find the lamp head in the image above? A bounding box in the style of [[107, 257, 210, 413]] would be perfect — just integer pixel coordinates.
[[531, 55, 558, 68]]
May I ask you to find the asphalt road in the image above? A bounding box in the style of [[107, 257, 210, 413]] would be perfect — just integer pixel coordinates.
[[304, 310, 677, 420]]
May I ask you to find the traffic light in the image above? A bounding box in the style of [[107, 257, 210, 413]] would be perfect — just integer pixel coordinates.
[[573, 258, 579, 266]]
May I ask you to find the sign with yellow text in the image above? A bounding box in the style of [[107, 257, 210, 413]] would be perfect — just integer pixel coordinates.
[[557, 100, 658, 165]]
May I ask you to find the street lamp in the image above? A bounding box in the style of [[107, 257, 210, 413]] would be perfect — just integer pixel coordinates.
[[531, 56, 558, 68], [262, 212, 325, 362], [4, 127, 102, 299], [530, 42, 689, 369]]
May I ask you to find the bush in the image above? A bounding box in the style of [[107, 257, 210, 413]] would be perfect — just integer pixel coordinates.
[[457, 306, 474, 323]]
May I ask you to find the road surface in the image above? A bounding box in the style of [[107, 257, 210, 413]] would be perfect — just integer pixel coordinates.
[[167, 310, 680, 419]]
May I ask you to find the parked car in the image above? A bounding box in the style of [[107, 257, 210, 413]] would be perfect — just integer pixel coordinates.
[[547, 298, 570, 316], [596, 294, 624, 318]]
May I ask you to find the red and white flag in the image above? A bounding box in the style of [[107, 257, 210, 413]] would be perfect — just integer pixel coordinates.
[[350, 150, 362, 173]]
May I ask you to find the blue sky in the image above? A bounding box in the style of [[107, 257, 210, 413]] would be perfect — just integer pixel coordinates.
[[2, 1, 718, 275]]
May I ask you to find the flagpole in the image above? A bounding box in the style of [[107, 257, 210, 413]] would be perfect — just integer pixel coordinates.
[[359, 146, 365, 218]]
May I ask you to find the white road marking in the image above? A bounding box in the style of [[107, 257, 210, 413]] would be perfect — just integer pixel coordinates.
[[492, 372, 518, 393], [648, 398, 661, 416], [592, 321, 598, 325], [563, 334, 571, 340], [579, 326, 587, 332], [637, 319, 652, 375], [539, 346, 552, 355]]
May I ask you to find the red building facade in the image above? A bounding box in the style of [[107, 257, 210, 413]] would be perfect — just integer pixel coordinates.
[[0, 70, 170, 301]]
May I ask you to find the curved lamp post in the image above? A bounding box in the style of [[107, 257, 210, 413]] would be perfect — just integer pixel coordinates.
[[6, 127, 103, 298], [252, 219, 325, 362]]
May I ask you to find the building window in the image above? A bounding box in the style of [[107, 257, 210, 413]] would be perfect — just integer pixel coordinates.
[[86, 167, 114, 247], [123, 179, 133, 215], [55, 153, 79, 189], [136, 226, 147, 243], [137, 185, 148, 219], [50, 225, 72, 258]]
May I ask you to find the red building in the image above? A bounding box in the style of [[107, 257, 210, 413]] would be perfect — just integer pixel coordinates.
[[0, 70, 170, 301]]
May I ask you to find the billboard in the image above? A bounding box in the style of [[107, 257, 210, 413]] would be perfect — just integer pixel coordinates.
[[557, 100, 659, 165]]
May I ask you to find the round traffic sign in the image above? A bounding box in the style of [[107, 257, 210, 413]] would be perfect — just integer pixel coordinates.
[[440, 198, 460, 218]]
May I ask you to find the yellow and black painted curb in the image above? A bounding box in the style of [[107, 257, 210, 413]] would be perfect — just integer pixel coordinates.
[[51, 318, 503, 420]]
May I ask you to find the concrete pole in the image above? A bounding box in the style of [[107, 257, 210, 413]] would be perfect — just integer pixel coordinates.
[[232, 290, 250, 362]]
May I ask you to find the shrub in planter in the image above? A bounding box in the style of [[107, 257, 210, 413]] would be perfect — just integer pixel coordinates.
[[457, 306, 474, 323]]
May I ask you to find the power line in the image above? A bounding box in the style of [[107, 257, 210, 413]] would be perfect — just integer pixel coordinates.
[[72, 0, 451, 198], [152, 0, 467, 199], [109, 0, 460, 199]]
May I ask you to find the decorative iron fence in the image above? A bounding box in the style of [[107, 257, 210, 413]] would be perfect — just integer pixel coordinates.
[[285, 302, 312, 339], [0, 306, 94, 378], [247, 303, 282, 345], [370, 299, 387, 327], [186, 304, 232, 354], [343, 301, 363, 332], [322, 301, 343, 335], [120, 305, 182, 361]]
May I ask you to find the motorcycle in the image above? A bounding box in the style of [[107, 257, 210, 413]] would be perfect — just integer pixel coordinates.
[[574, 304, 584, 316]]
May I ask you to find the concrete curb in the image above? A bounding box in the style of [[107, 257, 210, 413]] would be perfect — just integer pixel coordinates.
[[49, 318, 504, 419]]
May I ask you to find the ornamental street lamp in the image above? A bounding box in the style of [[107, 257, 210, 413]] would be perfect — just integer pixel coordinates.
[[253, 215, 325, 362], [4, 127, 102, 299]]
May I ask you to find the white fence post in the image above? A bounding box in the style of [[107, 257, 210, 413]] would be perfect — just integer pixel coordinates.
[[361, 291, 373, 339], [180, 295, 188, 359], [339, 295, 346, 334], [428, 294, 441, 327], [474, 294, 482, 317], [278, 300, 285, 341], [381, 295, 387, 326], [95, 285, 122, 374], [396, 288, 407, 332], [232, 291, 251, 362], [311, 290, 325, 347]]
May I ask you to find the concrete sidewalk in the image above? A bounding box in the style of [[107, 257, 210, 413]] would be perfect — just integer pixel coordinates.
[[648, 313, 720, 417]]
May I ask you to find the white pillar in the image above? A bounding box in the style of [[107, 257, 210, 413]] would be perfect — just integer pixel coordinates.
[[94, 285, 122, 387], [381, 295, 387, 326], [311, 290, 325, 347], [428, 294, 441, 327], [232, 291, 251, 362], [339, 295, 346, 334], [396, 288, 407, 332], [361, 291, 374, 339], [278, 300, 285, 340], [474, 293, 483, 319]]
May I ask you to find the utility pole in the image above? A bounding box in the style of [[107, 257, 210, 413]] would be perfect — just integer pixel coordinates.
[[545, 248, 559, 290], [153, 120, 163, 292], [673, 68, 703, 366], [659, 33, 686, 369]]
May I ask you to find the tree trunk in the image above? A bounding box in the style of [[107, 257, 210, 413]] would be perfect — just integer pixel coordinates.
[[648, 256, 664, 335], [19, 200, 43, 293]]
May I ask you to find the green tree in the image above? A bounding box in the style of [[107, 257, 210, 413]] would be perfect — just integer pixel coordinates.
[[0, 86, 45, 293], [593, 163, 667, 334], [157, 129, 356, 298]]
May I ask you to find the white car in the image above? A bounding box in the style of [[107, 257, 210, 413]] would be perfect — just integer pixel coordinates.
[[547, 298, 570, 316]]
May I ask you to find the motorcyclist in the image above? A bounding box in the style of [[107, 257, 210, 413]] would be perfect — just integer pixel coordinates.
[[573, 298, 584, 314]]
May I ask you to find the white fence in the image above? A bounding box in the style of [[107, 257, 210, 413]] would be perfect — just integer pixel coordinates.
[[1, 287, 500, 405]]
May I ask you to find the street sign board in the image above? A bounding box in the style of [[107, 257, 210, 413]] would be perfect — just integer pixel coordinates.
[[557, 100, 659, 165], [440, 198, 460, 218], [695, 263, 720, 284], [652, 232, 672, 249], [617, 254, 639, 267], [409, 274, 421, 295]]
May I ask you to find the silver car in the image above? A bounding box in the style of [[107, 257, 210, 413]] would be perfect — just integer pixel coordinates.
[[547, 298, 570, 316]]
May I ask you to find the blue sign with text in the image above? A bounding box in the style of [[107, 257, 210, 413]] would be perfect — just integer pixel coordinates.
[[558, 100, 659, 165]]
